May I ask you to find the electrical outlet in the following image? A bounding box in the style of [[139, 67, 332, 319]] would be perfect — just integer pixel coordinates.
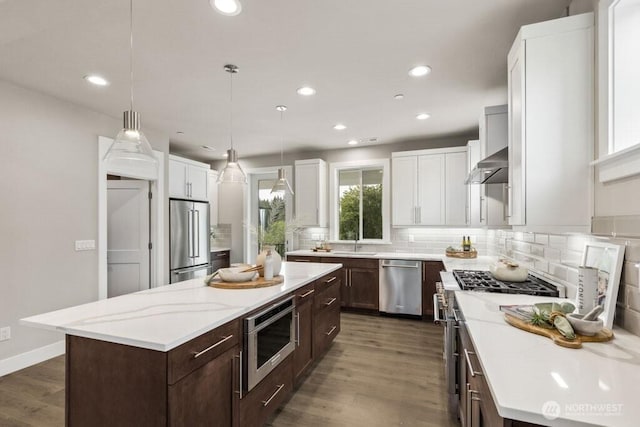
[[75, 240, 96, 251], [408, 234, 415, 243], [0, 326, 10, 341]]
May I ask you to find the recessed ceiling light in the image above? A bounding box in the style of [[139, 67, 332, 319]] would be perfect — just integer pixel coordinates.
[[297, 86, 316, 96], [416, 113, 430, 120], [275, 105, 287, 112], [408, 65, 432, 77], [333, 124, 346, 130], [394, 94, 404, 100], [84, 75, 109, 86], [347, 140, 359, 146], [201, 145, 216, 151], [210, 0, 242, 16]]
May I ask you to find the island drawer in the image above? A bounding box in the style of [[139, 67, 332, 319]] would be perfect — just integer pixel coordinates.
[[286, 255, 320, 262], [294, 282, 316, 304], [168, 318, 241, 384], [239, 354, 293, 427], [314, 302, 340, 356], [315, 270, 341, 291], [314, 280, 340, 313]]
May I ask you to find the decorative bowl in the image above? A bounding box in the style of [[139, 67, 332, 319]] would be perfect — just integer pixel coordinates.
[[218, 267, 257, 283], [566, 313, 604, 336]]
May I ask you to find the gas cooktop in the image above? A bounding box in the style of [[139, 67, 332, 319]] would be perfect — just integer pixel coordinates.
[[452, 270, 560, 297]]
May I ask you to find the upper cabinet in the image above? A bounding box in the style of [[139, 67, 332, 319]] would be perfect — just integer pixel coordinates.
[[208, 170, 219, 226], [392, 147, 468, 226], [479, 105, 509, 227], [169, 155, 210, 202], [295, 159, 327, 227], [507, 13, 594, 231]]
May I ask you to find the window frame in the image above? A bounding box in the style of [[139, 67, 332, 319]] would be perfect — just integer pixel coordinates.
[[328, 159, 390, 244]]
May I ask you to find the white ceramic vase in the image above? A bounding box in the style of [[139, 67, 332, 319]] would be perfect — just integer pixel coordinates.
[[256, 246, 282, 277]]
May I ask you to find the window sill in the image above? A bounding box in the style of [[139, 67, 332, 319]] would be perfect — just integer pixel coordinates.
[[591, 144, 640, 183], [326, 240, 392, 245]]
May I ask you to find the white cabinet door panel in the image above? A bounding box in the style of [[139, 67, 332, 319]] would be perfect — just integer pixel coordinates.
[[169, 160, 189, 199], [445, 151, 468, 226], [392, 156, 417, 225], [417, 154, 445, 225], [188, 165, 209, 201]]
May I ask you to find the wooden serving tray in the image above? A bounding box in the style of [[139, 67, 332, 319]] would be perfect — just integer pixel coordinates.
[[209, 275, 284, 289], [504, 314, 613, 349], [445, 249, 477, 259]]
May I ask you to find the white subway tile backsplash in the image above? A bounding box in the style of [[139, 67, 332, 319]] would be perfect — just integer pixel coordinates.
[[548, 262, 568, 281], [549, 235, 568, 248], [534, 234, 549, 245], [622, 261, 639, 287], [523, 232, 536, 243]]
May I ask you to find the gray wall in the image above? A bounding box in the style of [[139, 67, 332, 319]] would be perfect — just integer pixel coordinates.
[[0, 80, 170, 362]]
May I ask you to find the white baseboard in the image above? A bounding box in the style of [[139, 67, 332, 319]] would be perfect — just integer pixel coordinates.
[[0, 340, 65, 377]]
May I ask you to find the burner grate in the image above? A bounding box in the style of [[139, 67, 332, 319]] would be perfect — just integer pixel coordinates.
[[452, 270, 559, 297]]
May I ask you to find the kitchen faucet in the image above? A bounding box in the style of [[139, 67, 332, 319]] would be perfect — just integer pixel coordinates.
[[353, 237, 358, 252]]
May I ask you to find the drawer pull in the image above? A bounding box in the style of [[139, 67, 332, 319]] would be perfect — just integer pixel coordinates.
[[293, 259, 311, 262], [325, 276, 337, 283], [325, 325, 337, 336], [299, 289, 315, 298], [324, 297, 337, 307], [262, 384, 285, 407], [464, 348, 483, 377], [192, 334, 234, 359]]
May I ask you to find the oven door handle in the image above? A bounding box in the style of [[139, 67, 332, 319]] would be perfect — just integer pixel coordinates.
[[433, 293, 444, 325], [248, 306, 295, 334]]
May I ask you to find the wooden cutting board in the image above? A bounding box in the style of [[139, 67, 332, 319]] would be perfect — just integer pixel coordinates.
[[504, 314, 614, 349], [208, 275, 284, 289]]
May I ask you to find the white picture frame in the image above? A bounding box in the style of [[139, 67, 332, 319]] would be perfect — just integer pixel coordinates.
[[580, 241, 625, 330]]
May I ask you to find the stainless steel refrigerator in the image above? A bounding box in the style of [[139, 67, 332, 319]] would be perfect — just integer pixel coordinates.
[[169, 199, 210, 283]]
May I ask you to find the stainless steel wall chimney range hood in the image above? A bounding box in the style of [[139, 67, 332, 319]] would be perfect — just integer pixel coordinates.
[[465, 146, 508, 184]]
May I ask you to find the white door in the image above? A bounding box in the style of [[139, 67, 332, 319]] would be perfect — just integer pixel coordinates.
[[107, 180, 150, 298]]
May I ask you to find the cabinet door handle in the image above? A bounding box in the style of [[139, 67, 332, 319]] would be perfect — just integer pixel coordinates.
[[262, 384, 285, 407], [464, 348, 483, 377], [192, 334, 234, 358], [479, 196, 485, 223], [506, 184, 513, 218], [324, 297, 337, 307], [235, 350, 243, 399], [348, 270, 352, 287], [325, 325, 337, 336], [295, 313, 300, 346], [325, 276, 337, 283], [299, 289, 315, 298]]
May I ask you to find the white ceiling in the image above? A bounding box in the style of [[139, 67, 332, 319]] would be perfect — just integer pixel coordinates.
[[0, 0, 570, 160]]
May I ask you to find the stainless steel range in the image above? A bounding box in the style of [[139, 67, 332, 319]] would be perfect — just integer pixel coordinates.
[[434, 268, 564, 420], [452, 270, 560, 297]]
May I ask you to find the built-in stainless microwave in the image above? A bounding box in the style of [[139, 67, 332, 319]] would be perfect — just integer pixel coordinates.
[[244, 296, 296, 392]]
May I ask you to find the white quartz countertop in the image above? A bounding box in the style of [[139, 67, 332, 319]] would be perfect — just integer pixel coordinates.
[[455, 291, 640, 427], [286, 249, 498, 271], [21, 262, 341, 352]]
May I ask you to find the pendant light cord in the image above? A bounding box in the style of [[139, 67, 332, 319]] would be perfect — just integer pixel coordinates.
[[129, 0, 134, 111], [279, 109, 284, 166], [229, 70, 234, 151]]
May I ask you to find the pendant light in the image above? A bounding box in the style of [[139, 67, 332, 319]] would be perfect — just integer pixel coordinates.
[[218, 64, 247, 184], [270, 105, 294, 195], [103, 0, 158, 179]]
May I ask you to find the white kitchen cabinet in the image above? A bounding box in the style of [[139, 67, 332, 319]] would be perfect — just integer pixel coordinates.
[[294, 159, 327, 227], [207, 170, 218, 226], [467, 140, 482, 227], [478, 105, 509, 227], [507, 13, 593, 231], [392, 147, 467, 226], [169, 155, 210, 201]]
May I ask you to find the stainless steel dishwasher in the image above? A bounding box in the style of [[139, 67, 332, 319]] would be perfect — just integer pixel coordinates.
[[379, 259, 422, 316]]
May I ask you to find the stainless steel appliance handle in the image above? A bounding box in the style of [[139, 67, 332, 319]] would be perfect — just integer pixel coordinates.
[[325, 325, 337, 336], [464, 348, 483, 377], [187, 210, 194, 258], [246, 296, 295, 323], [192, 334, 234, 358], [452, 309, 460, 323], [381, 262, 420, 269], [433, 294, 443, 324], [262, 384, 285, 407], [194, 209, 200, 258]]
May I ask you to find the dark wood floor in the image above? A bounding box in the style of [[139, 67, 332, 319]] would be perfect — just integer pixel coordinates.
[[0, 313, 457, 427]]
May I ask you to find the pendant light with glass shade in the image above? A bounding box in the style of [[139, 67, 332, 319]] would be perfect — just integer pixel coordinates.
[[218, 64, 247, 184], [103, 0, 158, 179], [270, 105, 294, 195]]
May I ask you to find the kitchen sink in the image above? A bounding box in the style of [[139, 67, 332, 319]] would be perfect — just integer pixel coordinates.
[[332, 251, 377, 256]]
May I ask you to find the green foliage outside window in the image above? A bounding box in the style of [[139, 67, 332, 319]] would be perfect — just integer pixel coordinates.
[[339, 184, 382, 240]]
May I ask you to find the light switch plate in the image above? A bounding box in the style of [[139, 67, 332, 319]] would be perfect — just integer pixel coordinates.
[[75, 240, 96, 251]]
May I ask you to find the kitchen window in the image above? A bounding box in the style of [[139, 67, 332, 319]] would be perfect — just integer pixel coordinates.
[[594, 0, 640, 182], [329, 159, 390, 243]]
